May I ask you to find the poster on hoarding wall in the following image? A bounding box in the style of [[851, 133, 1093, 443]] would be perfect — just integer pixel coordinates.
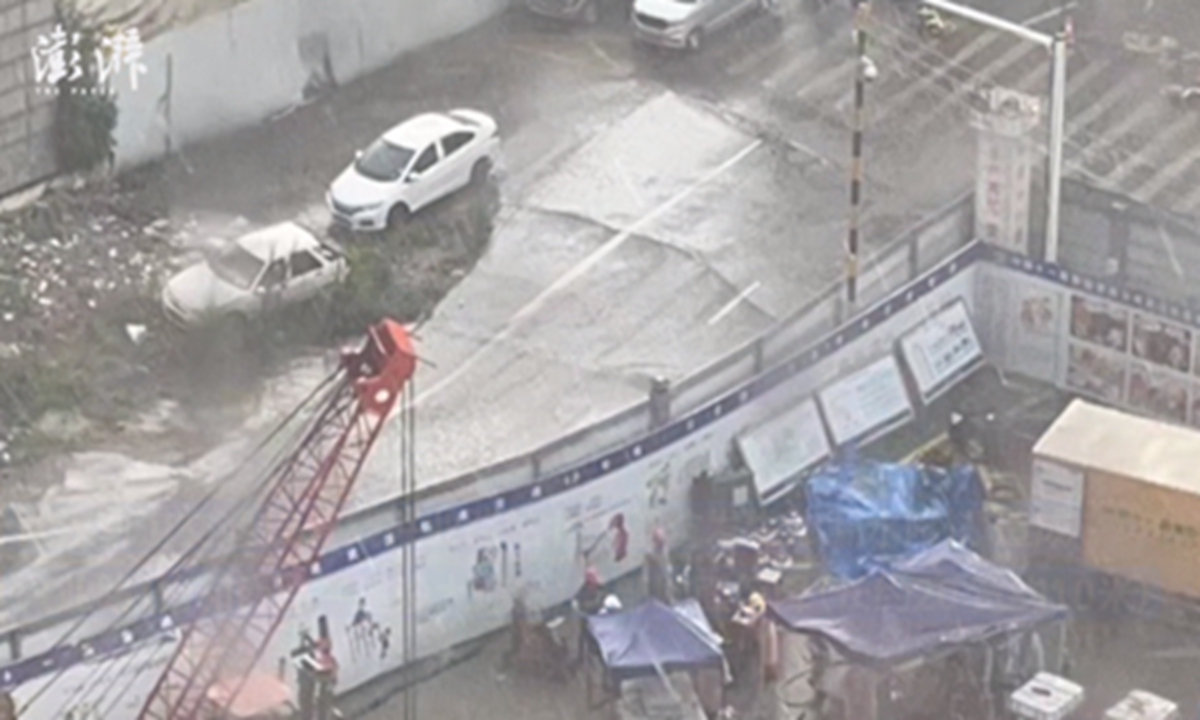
[[817, 355, 913, 447], [898, 299, 983, 403], [1030, 458, 1084, 538], [1065, 342, 1127, 404], [567, 484, 641, 580], [1132, 313, 1192, 374], [1128, 361, 1189, 424], [1069, 295, 1129, 352], [737, 397, 831, 504], [1189, 381, 1200, 429], [1010, 277, 1063, 383]]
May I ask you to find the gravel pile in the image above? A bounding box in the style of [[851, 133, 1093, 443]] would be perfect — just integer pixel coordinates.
[[0, 180, 177, 351]]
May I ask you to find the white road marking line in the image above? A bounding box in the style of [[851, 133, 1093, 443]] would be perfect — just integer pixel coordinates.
[[794, 57, 857, 102], [1019, 1, 1078, 27], [1179, 181, 1200, 210], [1048, 57, 1105, 98], [731, 22, 812, 78], [1009, 54, 1051, 93], [588, 39, 625, 74], [708, 281, 762, 325], [1124, 120, 1200, 199], [1065, 68, 1141, 135], [0, 527, 82, 547], [414, 139, 764, 406], [889, 40, 1036, 126], [871, 30, 1002, 120], [1109, 112, 1199, 187], [1078, 98, 1166, 164]]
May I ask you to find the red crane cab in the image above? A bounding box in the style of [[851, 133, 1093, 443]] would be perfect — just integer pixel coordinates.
[[341, 318, 417, 416]]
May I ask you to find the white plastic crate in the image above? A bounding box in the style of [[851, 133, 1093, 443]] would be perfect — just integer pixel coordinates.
[[1008, 673, 1085, 720], [1105, 691, 1179, 720]]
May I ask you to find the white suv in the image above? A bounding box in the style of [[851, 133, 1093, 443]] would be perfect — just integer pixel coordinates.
[[327, 109, 501, 232]]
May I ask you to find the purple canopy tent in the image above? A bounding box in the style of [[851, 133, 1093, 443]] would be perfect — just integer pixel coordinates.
[[586, 599, 725, 682], [768, 540, 1068, 667]]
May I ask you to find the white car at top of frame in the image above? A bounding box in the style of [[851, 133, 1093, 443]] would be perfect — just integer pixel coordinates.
[[326, 109, 502, 232], [161, 221, 348, 328]]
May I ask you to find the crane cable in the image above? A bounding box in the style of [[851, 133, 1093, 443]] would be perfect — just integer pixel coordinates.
[[28, 370, 343, 719], [41, 371, 346, 718], [18, 368, 344, 718], [36, 370, 345, 719], [62, 376, 346, 720]]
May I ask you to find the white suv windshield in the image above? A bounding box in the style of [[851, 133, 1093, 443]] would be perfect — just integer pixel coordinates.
[[209, 244, 265, 290], [355, 139, 416, 182]]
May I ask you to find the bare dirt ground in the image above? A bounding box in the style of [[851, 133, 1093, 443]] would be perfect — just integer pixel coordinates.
[[0, 170, 497, 477]]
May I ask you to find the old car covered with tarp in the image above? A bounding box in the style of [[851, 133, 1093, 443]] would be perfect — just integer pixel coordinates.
[[766, 541, 1070, 720], [805, 452, 986, 579]]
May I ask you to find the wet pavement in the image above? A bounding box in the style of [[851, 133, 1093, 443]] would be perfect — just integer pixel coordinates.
[[3, 5, 863, 628], [337, 613, 1200, 720], [4, 0, 1195, 653]]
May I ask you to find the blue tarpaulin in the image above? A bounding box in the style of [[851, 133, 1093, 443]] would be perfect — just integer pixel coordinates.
[[587, 599, 725, 682], [805, 451, 985, 579], [768, 540, 1068, 667]]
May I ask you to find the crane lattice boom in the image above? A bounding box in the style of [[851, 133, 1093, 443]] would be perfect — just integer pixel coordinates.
[[137, 319, 416, 720]]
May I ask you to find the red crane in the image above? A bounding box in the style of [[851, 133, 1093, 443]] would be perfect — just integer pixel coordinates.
[[136, 318, 417, 720]]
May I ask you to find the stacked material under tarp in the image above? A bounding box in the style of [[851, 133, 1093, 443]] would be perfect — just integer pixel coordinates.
[[805, 452, 985, 579], [768, 540, 1068, 668]]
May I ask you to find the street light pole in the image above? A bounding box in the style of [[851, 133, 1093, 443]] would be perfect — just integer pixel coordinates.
[[922, 0, 1066, 263], [846, 1, 873, 307], [1045, 34, 1067, 264]]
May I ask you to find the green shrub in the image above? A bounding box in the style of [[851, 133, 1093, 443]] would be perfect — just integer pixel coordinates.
[[0, 355, 86, 424], [327, 243, 393, 333], [53, 3, 118, 173]]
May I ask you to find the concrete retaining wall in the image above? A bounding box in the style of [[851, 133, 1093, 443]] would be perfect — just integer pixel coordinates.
[[113, 0, 512, 168], [0, 0, 56, 194]]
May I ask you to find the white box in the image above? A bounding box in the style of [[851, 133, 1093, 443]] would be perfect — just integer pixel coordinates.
[[1008, 673, 1085, 720], [1105, 691, 1179, 720]]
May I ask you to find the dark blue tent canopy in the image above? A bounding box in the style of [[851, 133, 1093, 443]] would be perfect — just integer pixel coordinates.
[[587, 599, 725, 682], [768, 541, 1068, 667]]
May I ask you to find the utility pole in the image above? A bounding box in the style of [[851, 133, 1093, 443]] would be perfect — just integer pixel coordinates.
[[922, 0, 1068, 263], [846, 1, 875, 306]]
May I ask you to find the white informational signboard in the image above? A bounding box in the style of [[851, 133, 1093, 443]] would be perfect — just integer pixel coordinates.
[[1030, 458, 1085, 538], [818, 355, 914, 446], [737, 397, 832, 503], [900, 300, 984, 403]]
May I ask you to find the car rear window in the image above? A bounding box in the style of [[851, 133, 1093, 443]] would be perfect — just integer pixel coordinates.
[[448, 111, 481, 127]]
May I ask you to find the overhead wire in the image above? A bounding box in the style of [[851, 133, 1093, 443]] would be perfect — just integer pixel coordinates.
[[859, 16, 1140, 184], [20, 369, 343, 718]]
